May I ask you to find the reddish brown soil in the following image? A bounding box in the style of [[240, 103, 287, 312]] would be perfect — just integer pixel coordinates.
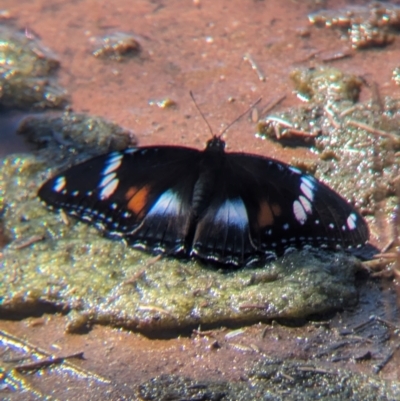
[[1, 0, 400, 398]]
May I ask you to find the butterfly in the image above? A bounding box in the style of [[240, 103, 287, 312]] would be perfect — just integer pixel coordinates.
[[38, 134, 369, 267]]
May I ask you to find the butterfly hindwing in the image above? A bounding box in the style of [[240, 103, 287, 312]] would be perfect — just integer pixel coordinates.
[[222, 153, 368, 256], [192, 195, 260, 265]]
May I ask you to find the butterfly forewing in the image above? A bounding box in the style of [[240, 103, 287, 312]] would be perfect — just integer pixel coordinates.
[[39, 146, 201, 254]]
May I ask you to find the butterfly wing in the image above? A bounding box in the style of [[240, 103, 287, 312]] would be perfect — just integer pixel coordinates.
[[191, 152, 368, 265], [38, 146, 201, 255]]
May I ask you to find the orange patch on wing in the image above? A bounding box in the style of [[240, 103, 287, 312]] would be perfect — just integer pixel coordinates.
[[258, 201, 274, 227], [126, 185, 150, 216], [271, 203, 282, 217]]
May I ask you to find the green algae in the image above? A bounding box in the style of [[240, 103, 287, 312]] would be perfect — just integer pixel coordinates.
[[0, 25, 68, 109], [0, 149, 360, 335], [290, 67, 362, 103]]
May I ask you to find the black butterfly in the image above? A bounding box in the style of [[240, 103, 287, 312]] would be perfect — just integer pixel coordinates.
[[38, 135, 369, 267]]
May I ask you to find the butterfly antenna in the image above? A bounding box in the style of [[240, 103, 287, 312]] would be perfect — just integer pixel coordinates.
[[190, 91, 215, 137], [219, 97, 262, 138]]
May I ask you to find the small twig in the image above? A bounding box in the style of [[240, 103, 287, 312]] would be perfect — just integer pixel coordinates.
[[380, 239, 394, 254], [265, 116, 293, 128], [229, 343, 254, 352], [261, 325, 269, 339], [324, 105, 341, 129], [352, 316, 375, 332], [10, 234, 44, 250], [374, 316, 400, 331], [14, 352, 85, 373], [123, 269, 145, 285], [297, 366, 331, 374], [339, 334, 373, 344], [373, 348, 396, 374], [372, 252, 398, 260], [145, 254, 163, 266], [339, 104, 362, 118], [137, 305, 175, 318], [279, 371, 295, 381], [284, 128, 319, 138], [346, 119, 397, 140], [225, 328, 246, 339], [192, 328, 218, 337], [60, 210, 70, 226], [243, 53, 266, 81], [320, 48, 352, 62]]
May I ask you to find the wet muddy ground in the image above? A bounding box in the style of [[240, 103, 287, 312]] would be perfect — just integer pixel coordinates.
[[1, 0, 400, 399]]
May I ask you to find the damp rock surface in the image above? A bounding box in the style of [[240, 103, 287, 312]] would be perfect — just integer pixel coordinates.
[[90, 32, 141, 61], [17, 111, 136, 160], [0, 25, 68, 109], [309, 2, 400, 49], [137, 358, 400, 401], [0, 148, 360, 335]]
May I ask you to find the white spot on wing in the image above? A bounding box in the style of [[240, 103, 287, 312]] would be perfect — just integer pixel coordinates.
[[100, 178, 119, 200], [54, 176, 66, 192], [99, 172, 117, 188], [300, 182, 314, 201], [147, 189, 180, 217], [289, 166, 301, 175], [301, 176, 315, 190], [103, 154, 123, 175], [293, 200, 307, 225], [347, 213, 357, 230], [215, 198, 248, 230], [299, 195, 312, 214], [124, 148, 138, 154]]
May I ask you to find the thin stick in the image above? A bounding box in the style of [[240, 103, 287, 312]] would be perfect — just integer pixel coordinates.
[[346, 119, 396, 139], [14, 352, 85, 373], [12, 234, 44, 250], [243, 53, 266, 81]]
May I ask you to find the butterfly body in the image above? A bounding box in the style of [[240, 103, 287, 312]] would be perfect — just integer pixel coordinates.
[[38, 136, 369, 267]]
